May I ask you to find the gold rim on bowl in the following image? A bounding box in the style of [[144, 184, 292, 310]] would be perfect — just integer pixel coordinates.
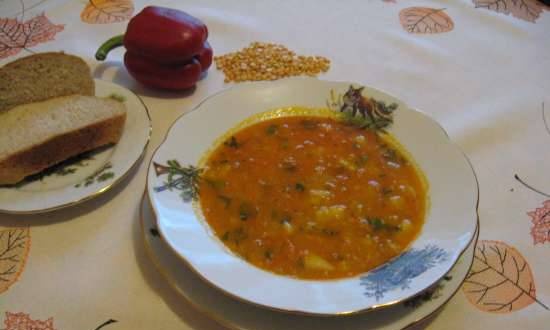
[[144, 78, 481, 316]]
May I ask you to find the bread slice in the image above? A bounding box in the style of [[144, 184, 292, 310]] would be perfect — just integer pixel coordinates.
[[0, 52, 94, 113], [0, 95, 126, 185]]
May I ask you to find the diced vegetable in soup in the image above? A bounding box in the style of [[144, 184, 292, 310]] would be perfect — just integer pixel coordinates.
[[199, 114, 427, 280]]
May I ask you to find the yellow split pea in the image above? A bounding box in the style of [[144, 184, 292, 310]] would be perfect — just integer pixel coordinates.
[[214, 42, 331, 83]]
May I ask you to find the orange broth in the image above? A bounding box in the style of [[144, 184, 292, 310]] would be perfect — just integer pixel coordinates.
[[199, 113, 427, 279]]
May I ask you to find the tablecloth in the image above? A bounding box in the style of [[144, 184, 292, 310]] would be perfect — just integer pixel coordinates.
[[0, 0, 549, 329]]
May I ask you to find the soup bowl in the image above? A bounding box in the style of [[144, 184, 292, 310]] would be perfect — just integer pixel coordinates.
[[146, 77, 478, 316]]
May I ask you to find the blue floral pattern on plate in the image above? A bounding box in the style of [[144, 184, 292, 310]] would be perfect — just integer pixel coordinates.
[[360, 245, 448, 300]]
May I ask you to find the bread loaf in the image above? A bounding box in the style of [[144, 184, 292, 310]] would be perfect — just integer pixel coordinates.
[[0, 95, 126, 185], [0, 52, 95, 113]]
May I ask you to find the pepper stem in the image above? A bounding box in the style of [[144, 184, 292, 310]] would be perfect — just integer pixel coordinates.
[[95, 35, 124, 61]]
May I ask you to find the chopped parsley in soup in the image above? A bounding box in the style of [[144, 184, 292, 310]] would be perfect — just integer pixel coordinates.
[[199, 110, 427, 280]]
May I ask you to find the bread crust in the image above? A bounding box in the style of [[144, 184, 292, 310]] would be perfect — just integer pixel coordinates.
[[0, 113, 126, 185], [0, 52, 94, 113]]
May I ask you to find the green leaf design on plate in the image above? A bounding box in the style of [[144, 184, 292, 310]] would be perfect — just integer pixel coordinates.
[[75, 162, 114, 188], [153, 160, 202, 202]]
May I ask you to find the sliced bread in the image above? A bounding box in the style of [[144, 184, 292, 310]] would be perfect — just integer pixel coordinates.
[[0, 95, 127, 185], [0, 52, 95, 113]]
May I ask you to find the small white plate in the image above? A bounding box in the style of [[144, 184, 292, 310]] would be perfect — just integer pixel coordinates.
[[141, 194, 478, 330], [0, 79, 151, 214], [147, 78, 479, 315]]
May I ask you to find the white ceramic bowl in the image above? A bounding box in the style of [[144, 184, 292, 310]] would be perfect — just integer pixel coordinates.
[[146, 77, 478, 316]]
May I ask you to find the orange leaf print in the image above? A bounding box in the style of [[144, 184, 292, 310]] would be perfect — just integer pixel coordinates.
[[527, 200, 550, 244], [4, 312, 54, 330], [0, 13, 64, 59], [399, 7, 454, 34], [0, 228, 31, 294], [81, 0, 134, 24], [462, 240, 549, 313], [473, 0, 544, 23]]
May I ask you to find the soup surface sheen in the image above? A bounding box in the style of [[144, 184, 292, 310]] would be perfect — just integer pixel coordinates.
[[199, 110, 427, 279]]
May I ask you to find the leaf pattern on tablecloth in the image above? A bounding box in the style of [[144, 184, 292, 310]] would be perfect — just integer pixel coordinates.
[[462, 240, 549, 313], [81, 0, 134, 24], [473, 0, 545, 23], [527, 200, 550, 245], [0, 13, 64, 59], [399, 7, 454, 34], [3, 312, 54, 330], [0, 228, 30, 294], [515, 103, 550, 242], [2, 313, 117, 330]]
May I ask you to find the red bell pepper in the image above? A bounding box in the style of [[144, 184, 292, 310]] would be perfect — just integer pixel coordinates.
[[95, 6, 212, 91], [124, 6, 208, 64], [124, 53, 202, 90], [195, 41, 213, 73]]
